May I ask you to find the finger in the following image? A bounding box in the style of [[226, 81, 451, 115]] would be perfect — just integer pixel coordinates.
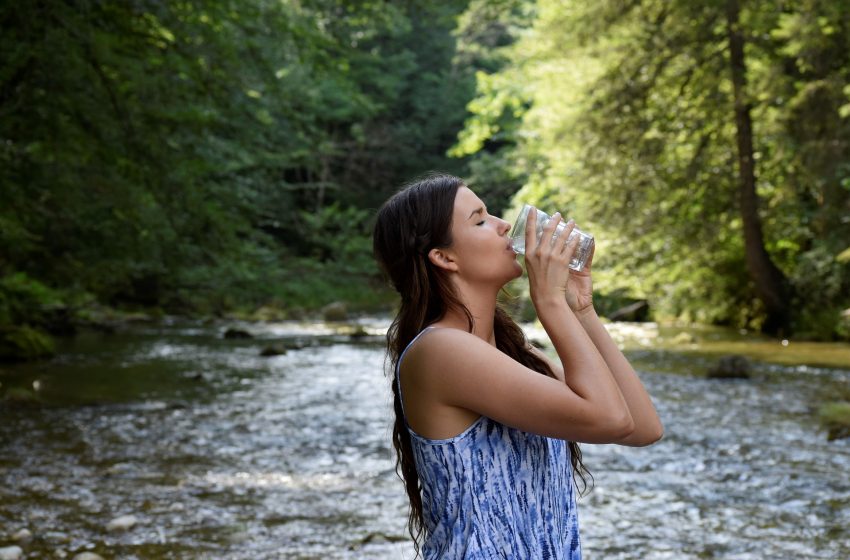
[[543, 212, 562, 251], [558, 221, 579, 262]]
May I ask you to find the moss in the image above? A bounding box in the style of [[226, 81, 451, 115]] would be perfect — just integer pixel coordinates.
[[2, 386, 41, 404], [0, 325, 55, 362], [818, 402, 850, 441]]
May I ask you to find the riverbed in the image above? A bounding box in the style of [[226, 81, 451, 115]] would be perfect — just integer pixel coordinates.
[[1, 319, 848, 559]]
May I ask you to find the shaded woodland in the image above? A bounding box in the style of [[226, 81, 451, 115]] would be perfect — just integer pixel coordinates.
[[2, 0, 849, 360]]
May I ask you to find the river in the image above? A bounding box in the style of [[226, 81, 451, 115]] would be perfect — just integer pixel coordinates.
[[1, 318, 848, 559]]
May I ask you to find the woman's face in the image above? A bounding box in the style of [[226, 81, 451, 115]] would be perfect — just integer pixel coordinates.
[[445, 186, 523, 284]]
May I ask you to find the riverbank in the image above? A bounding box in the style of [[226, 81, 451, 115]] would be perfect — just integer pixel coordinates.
[[0, 269, 396, 362]]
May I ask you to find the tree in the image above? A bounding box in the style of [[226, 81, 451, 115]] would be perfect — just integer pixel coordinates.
[[725, 0, 791, 333], [0, 0, 485, 323], [455, 0, 850, 337]]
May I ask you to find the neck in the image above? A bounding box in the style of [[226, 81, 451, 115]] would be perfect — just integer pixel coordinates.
[[439, 279, 500, 346]]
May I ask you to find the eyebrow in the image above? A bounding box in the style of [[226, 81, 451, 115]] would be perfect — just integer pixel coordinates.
[[467, 206, 485, 220]]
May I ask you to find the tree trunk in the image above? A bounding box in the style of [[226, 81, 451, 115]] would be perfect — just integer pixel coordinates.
[[726, 0, 792, 335]]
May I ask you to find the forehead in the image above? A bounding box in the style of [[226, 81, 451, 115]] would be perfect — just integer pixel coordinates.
[[453, 186, 483, 214]]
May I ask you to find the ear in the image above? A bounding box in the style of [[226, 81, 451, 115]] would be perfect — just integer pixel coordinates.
[[427, 247, 459, 272]]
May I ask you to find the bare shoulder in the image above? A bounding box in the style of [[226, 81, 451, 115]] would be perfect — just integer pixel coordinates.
[[400, 326, 520, 396], [402, 327, 495, 374]]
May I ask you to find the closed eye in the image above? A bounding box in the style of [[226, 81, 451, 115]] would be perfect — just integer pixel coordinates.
[[468, 205, 489, 223]]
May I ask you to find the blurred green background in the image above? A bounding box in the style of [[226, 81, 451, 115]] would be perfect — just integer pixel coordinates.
[[2, 0, 849, 361]]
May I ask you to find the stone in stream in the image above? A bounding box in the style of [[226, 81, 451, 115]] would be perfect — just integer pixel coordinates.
[[260, 343, 288, 357], [818, 402, 850, 441], [251, 305, 288, 322], [223, 327, 253, 339], [331, 324, 369, 339], [10, 528, 31, 542], [672, 331, 697, 345], [322, 301, 348, 322], [706, 355, 751, 379], [72, 554, 105, 560], [106, 514, 138, 532], [0, 547, 23, 560]]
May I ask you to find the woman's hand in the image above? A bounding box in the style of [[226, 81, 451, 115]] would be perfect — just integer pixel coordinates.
[[524, 208, 578, 307], [565, 243, 594, 315], [524, 207, 595, 314]]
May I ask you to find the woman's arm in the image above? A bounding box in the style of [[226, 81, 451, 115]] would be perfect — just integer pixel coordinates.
[[554, 222, 662, 446], [524, 211, 635, 440], [403, 323, 634, 444], [574, 307, 663, 446]]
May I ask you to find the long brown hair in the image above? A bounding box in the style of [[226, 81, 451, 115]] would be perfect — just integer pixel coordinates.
[[372, 173, 591, 554]]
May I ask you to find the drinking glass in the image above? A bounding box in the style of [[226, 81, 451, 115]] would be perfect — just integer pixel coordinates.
[[509, 204, 594, 271]]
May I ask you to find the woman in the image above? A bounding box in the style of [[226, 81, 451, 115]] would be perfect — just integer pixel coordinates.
[[372, 174, 663, 559]]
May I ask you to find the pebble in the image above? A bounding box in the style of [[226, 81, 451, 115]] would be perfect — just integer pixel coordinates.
[[43, 531, 71, 544], [0, 546, 23, 560], [72, 554, 104, 560], [11, 529, 31, 542], [106, 514, 138, 532]]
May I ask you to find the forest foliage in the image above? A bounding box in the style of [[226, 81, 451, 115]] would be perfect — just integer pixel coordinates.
[[1, 0, 849, 352], [458, 0, 850, 339], [1, 0, 478, 324]]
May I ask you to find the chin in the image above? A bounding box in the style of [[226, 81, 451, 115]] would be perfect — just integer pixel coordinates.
[[508, 261, 523, 279]]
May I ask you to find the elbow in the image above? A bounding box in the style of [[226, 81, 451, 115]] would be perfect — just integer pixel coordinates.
[[646, 421, 665, 445], [627, 419, 664, 447], [644, 416, 665, 444], [611, 410, 635, 441]]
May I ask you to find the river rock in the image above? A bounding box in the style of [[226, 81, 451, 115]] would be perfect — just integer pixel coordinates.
[[322, 301, 348, 322], [11, 528, 32, 542], [707, 355, 751, 379], [43, 531, 71, 544], [332, 324, 368, 338], [348, 325, 369, 339], [360, 532, 406, 544], [106, 514, 138, 532], [672, 332, 697, 345], [223, 327, 253, 339], [252, 305, 287, 322], [260, 343, 288, 357], [818, 401, 850, 441], [72, 554, 104, 560], [0, 546, 23, 560]]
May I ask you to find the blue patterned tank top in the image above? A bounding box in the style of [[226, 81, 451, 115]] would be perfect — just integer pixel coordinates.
[[397, 327, 582, 559]]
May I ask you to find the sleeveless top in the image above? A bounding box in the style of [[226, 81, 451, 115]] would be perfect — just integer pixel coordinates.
[[396, 327, 582, 559]]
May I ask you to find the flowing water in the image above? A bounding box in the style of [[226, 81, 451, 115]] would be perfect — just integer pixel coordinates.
[[1, 319, 848, 559]]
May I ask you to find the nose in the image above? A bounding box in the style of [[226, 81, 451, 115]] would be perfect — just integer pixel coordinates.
[[497, 217, 511, 236]]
